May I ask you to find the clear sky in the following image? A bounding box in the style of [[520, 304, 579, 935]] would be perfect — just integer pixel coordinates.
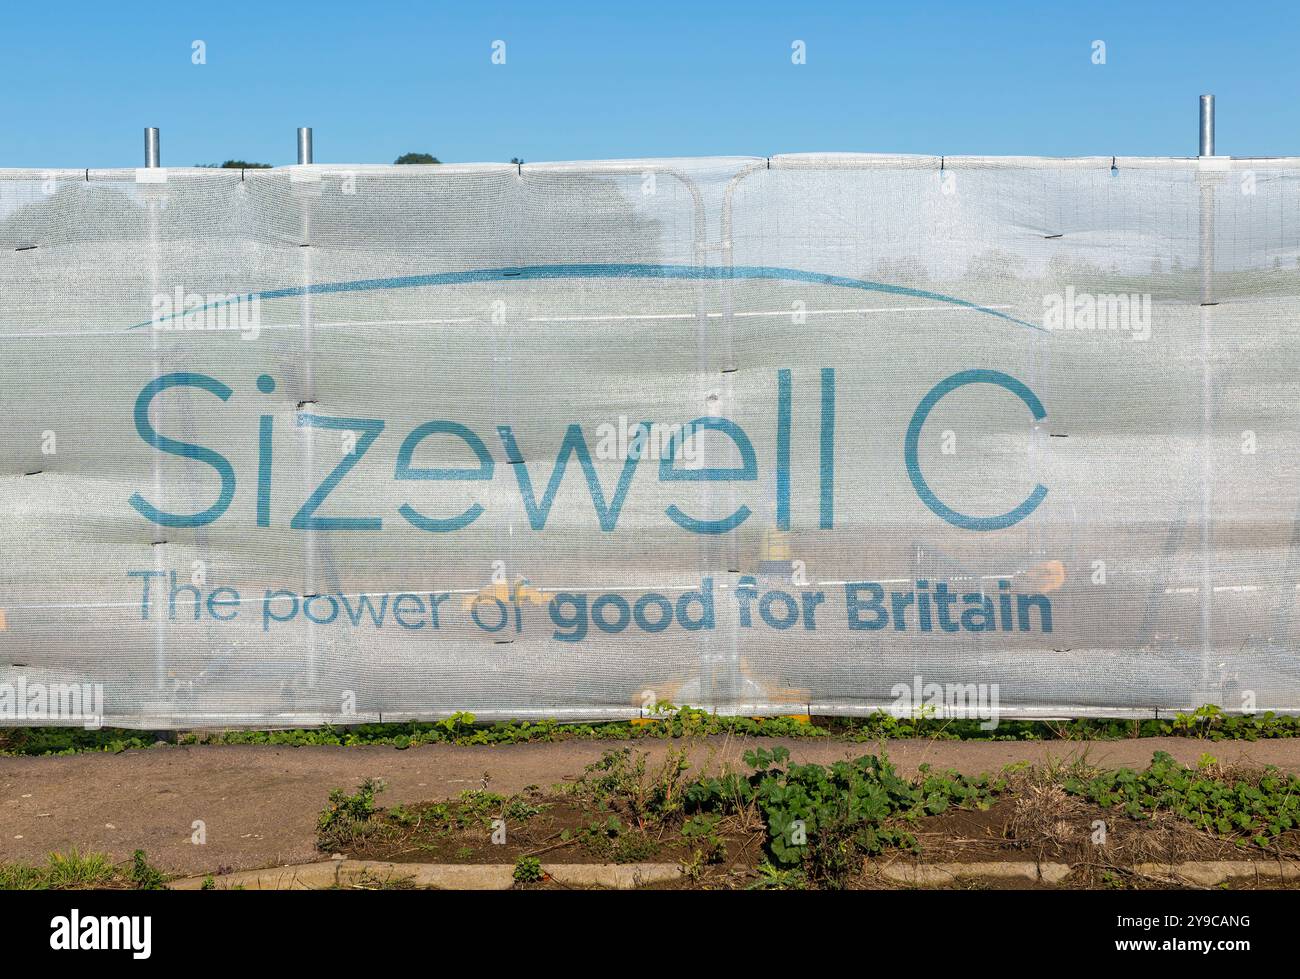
[[3, 0, 1297, 167]]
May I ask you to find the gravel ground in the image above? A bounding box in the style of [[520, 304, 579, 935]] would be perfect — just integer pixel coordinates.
[[4, 736, 1300, 875]]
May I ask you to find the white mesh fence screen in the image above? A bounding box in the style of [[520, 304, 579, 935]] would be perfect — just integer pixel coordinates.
[[1, 154, 1297, 727]]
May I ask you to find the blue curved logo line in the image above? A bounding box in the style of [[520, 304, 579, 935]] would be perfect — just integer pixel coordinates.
[[128, 262, 1044, 332]]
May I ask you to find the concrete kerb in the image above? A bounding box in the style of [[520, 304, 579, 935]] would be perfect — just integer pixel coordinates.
[[168, 858, 685, 890], [868, 858, 1300, 887], [872, 861, 1074, 886], [1132, 860, 1300, 887], [169, 856, 1300, 890]]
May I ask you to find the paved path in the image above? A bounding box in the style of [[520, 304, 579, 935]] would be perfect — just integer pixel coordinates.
[[3, 737, 1299, 875]]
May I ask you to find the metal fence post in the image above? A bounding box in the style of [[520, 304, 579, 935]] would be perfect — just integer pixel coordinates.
[[144, 127, 161, 169], [1197, 95, 1217, 706], [144, 128, 166, 698], [1199, 95, 1215, 157], [295, 127, 319, 691]]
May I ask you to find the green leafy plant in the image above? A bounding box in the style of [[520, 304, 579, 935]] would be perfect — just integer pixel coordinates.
[[503, 794, 547, 822], [748, 860, 807, 890], [726, 747, 1006, 888], [454, 790, 505, 828], [578, 815, 660, 862], [12, 706, 1300, 758], [681, 813, 727, 864], [512, 856, 544, 883], [1063, 751, 1300, 848], [388, 804, 416, 827]]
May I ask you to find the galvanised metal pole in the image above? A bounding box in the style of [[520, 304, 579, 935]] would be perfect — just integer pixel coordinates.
[[295, 128, 318, 691], [1197, 95, 1217, 707], [144, 127, 165, 698], [1199, 95, 1215, 157], [144, 127, 161, 168]]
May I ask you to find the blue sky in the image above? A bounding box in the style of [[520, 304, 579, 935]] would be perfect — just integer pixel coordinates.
[[3, 0, 1298, 167]]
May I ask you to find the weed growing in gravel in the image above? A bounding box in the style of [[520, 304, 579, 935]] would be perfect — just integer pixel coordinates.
[[0, 850, 165, 890], [129, 850, 166, 890], [315, 779, 550, 855], [317, 777, 387, 851]]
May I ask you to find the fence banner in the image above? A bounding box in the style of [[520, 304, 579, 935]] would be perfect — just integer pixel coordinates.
[[1, 155, 1297, 727]]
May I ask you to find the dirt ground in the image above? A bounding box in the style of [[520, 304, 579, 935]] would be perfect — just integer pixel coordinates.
[[4, 736, 1300, 876]]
